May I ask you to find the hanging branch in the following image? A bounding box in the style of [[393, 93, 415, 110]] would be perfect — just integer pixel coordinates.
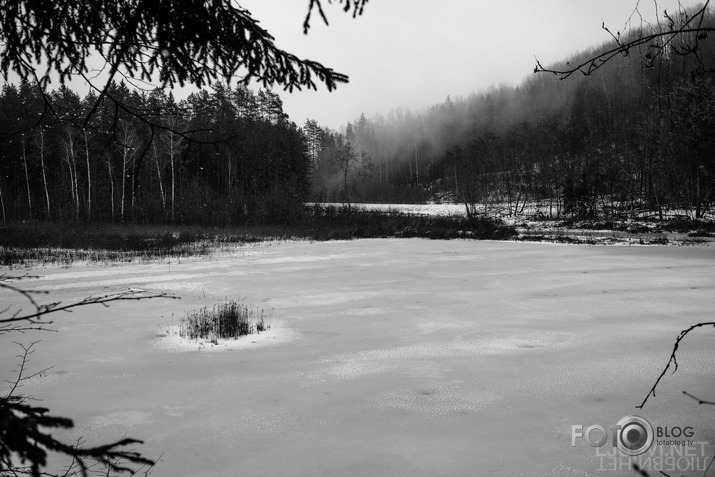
[[0, 396, 155, 477], [636, 321, 715, 409], [0, 279, 177, 334], [682, 391, 715, 406], [535, 1, 713, 79], [0, 0, 351, 93], [303, 0, 369, 33], [0, 0, 357, 144], [1, 277, 175, 476]]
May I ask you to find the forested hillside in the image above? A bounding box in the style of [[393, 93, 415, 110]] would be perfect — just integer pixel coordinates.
[[1, 7, 713, 226], [0, 82, 310, 224], [311, 8, 715, 219]]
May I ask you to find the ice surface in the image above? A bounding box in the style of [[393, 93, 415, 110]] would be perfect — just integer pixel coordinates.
[[1, 239, 714, 476]]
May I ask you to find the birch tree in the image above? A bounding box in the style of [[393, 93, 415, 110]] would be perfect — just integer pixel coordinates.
[[21, 136, 31, 218], [162, 116, 186, 223], [117, 122, 140, 222], [62, 127, 80, 219], [83, 128, 92, 220], [34, 127, 51, 220]]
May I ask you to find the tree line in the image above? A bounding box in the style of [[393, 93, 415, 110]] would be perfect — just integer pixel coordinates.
[[311, 6, 715, 219], [0, 81, 311, 224], [1, 7, 713, 224]]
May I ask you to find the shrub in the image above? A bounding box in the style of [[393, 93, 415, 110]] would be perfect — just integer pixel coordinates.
[[179, 300, 270, 342], [302, 206, 517, 241]]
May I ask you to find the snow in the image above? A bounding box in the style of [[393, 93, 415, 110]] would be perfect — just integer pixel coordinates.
[[313, 202, 715, 221], [152, 323, 298, 353], [311, 201, 467, 216], [1, 239, 714, 476]]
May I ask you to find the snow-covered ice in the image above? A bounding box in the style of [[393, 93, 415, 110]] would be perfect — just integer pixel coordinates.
[[1, 239, 714, 476]]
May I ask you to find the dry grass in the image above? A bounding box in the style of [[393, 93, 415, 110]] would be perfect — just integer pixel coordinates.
[[179, 300, 270, 344]]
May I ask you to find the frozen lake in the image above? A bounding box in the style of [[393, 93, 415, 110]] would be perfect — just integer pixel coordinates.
[[2, 239, 714, 476]]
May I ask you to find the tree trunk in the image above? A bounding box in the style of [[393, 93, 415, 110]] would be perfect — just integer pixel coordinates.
[[131, 166, 135, 221], [67, 157, 76, 213], [107, 157, 115, 221], [83, 129, 92, 220], [695, 167, 702, 219], [22, 140, 32, 218], [74, 160, 80, 219], [63, 128, 80, 219], [0, 183, 6, 222], [38, 129, 51, 220], [121, 154, 126, 221], [153, 143, 166, 211], [164, 129, 182, 223], [170, 145, 176, 223], [505, 171, 513, 216]]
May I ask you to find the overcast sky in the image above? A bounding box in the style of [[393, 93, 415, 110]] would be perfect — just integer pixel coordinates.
[[234, 0, 704, 129], [3, 1, 703, 130]]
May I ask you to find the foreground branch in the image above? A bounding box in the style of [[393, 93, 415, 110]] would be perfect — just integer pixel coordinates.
[[0, 276, 177, 334], [535, 1, 713, 79], [0, 396, 154, 477], [303, 0, 368, 33], [1, 280, 175, 476], [682, 391, 715, 406], [636, 321, 715, 409]]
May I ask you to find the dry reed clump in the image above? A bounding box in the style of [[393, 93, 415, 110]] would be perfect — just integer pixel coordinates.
[[179, 300, 270, 343]]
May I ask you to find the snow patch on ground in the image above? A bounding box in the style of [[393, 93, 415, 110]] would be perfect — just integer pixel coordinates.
[[151, 322, 298, 352]]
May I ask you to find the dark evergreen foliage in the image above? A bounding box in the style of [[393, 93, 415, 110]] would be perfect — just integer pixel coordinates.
[[0, 396, 152, 477], [0, 0, 349, 92]]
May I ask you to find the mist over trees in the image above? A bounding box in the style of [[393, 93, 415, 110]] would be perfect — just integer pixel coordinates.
[[0, 5, 713, 225], [312, 6, 715, 219], [0, 82, 311, 224]]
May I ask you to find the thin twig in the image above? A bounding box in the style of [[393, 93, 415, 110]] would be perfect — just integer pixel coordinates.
[[636, 321, 715, 409], [682, 390, 715, 406]]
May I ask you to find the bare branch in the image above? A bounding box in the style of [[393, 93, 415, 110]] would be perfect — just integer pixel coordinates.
[[636, 321, 715, 409], [3, 341, 53, 400], [0, 278, 177, 334], [303, 0, 368, 34], [0, 282, 168, 476], [535, 1, 713, 79], [682, 390, 715, 405]]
